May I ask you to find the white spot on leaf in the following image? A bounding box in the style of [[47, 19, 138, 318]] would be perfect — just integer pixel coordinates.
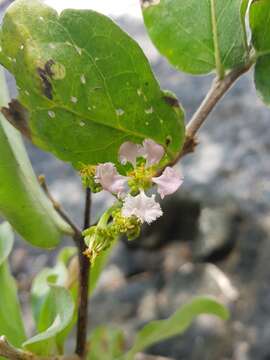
[[48, 111, 55, 118], [145, 107, 154, 114], [49, 43, 56, 49], [71, 96, 78, 104], [142, 0, 160, 9], [25, 90, 30, 96], [137, 88, 142, 96], [20, 45, 24, 50], [116, 109, 125, 116], [79, 121, 85, 127], [75, 46, 82, 55], [80, 74, 86, 84], [39, 16, 44, 21]]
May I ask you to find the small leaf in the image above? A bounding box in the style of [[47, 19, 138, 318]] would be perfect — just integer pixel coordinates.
[[0, 0, 185, 168], [124, 297, 229, 360], [0, 222, 26, 351], [88, 326, 125, 360], [89, 237, 118, 296], [141, 0, 248, 75], [24, 285, 74, 355], [31, 263, 67, 326], [30, 247, 77, 355]]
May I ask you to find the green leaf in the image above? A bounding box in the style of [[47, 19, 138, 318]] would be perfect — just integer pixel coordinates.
[[250, 0, 270, 55], [254, 55, 270, 105], [142, 0, 248, 76], [89, 237, 118, 296], [124, 297, 229, 360], [0, 0, 185, 168], [250, 0, 270, 105], [0, 64, 73, 249], [30, 247, 77, 355], [88, 326, 125, 360], [0, 222, 26, 351], [31, 263, 67, 326], [24, 285, 74, 355]]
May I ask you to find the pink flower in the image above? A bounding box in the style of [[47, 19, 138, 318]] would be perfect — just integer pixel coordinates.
[[152, 167, 184, 199], [142, 139, 165, 167], [119, 142, 144, 167], [122, 191, 163, 224], [95, 163, 128, 196]]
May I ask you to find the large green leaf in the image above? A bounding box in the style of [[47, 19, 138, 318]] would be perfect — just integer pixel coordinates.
[[0, 222, 26, 353], [123, 297, 229, 360], [0, 65, 73, 248], [0, 0, 185, 168], [24, 285, 74, 355], [250, 0, 270, 105], [89, 326, 125, 360], [142, 0, 248, 76]]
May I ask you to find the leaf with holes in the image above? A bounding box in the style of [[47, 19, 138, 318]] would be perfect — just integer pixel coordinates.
[[250, 0, 270, 105], [141, 0, 248, 76], [0, 0, 185, 168]]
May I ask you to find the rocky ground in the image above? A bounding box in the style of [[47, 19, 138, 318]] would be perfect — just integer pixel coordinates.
[[4, 9, 270, 360]]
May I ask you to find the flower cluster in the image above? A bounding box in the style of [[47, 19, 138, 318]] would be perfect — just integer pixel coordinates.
[[81, 139, 183, 262]]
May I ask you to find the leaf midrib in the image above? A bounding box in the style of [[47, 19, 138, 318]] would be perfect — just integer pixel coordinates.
[[210, 0, 224, 77]]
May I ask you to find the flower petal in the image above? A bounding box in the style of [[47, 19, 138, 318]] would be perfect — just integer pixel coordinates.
[[153, 167, 184, 199], [143, 139, 165, 167], [95, 163, 128, 196], [119, 142, 144, 167], [122, 191, 163, 224]]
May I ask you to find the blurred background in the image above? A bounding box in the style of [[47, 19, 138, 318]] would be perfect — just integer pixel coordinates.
[[2, 0, 270, 359]]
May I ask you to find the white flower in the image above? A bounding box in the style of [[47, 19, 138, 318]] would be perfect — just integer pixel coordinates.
[[122, 191, 163, 224], [152, 167, 184, 199], [95, 163, 127, 196], [142, 139, 165, 167], [119, 141, 144, 167]]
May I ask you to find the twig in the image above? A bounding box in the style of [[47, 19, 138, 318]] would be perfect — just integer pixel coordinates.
[[0, 337, 31, 360], [38, 175, 81, 238], [75, 188, 91, 358], [185, 61, 254, 139], [0, 336, 79, 360], [161, 60, 255, 173]]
